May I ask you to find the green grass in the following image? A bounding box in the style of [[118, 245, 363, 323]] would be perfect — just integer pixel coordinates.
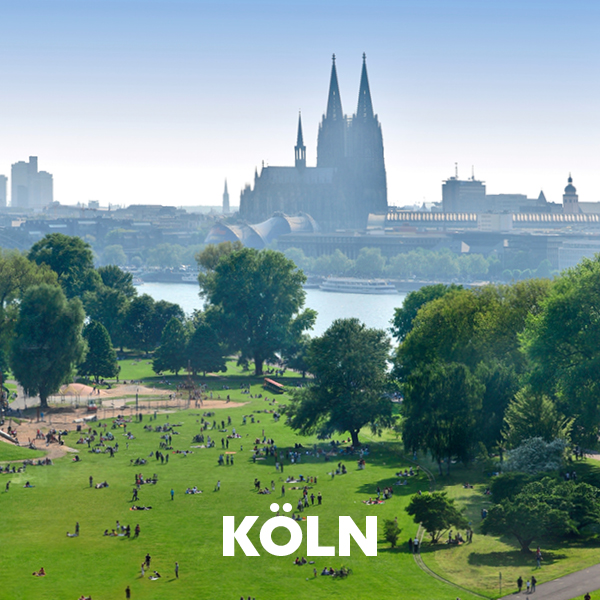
[[0, 382, 481, 600], [0, 442, 46, 462], [416, 458, 600, 598]]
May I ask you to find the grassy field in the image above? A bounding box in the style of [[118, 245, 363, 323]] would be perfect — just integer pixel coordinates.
[[0, 375, 483, 600], [3, 363, 600, 600], [0, 442, 46, 462]]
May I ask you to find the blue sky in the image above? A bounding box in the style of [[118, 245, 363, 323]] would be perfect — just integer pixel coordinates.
[[1, 0, 599, 208]]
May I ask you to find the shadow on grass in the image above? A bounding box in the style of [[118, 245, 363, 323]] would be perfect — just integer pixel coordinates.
[[467, 549, 567, 567]]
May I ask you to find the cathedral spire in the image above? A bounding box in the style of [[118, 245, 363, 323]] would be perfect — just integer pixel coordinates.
[[295, 111, 306, 169], [356, 53, 374, 120], [325, 54, 343, 121], [222, 178, 230, 214]]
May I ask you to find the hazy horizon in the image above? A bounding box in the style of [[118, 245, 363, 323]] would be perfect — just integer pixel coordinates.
[[1, 0, 599, 209]]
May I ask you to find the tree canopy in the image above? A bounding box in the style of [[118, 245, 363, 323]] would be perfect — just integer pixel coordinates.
[[405, 491, 468, 543], [286, 318, 392, 446], [152, 317, 188, 375], [10, 284, 85, 407], [199, 247, 315, 375], [78, 321, 119, 383]]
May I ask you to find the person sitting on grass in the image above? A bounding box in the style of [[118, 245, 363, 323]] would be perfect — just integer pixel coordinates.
[[32, 567, 46, 576]]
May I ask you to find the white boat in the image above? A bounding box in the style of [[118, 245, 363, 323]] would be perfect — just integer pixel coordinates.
[[319, 277, 397, 294], [181, 273, 199, 283], [132, 277, 143, 286]]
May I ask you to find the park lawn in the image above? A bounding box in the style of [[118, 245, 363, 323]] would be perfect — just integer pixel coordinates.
[[0, 382, 481, 600], [419, 460, 600, 598], [0, 441, 46, 462]]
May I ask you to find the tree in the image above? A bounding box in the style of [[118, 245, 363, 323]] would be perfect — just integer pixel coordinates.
[[382, 519, 402, 549], [153, 300, 185, 345], [186, 312, 227, 376], [200, 248, 314, 375], [522, 256, 600, 445], [286, 318, 392, 446], [122, 294, 156, 355], [28, 233, 100, 298], [101, 245, 127, 267], [153, 317, 188, 375], [481, 478, 600, 553], [97, 265, 137, 299], [196, 241, 242, 272], [391, 284, 462, 343], [354, 247, 385, 276], [405, 492, 468, 543], [83, 287, 129, 350], [78, 321, 119, 383], [146, 243, 183, 269], [502, 437, 567, 475], [401, 361, 483, 474], [10, 284, 85, 408], [503, 387, 573, 449]]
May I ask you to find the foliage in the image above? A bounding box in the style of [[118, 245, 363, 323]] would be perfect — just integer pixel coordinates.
[[97, 265, 137, 299], [78, 321, 119, 383], [502, 437, 567, 475], [482, 477, 600, 552], [503, 387, 573, 449], [28, 233, 100, 298], [152, 317, 188, 375], [10, 284, 85, 407], [122, 294, 157, 355], [391, 284, 462, 343], [83, 286, 129, 350], [186, 312, 228, 376], [401, 361, 484, 474], [383, 518, 402, 548], [101, 244, 127, 267], [286, 318, 392, 446], [354, 247, 385, 276], [196, 241, 242, 272], [405, 491, 468, 543], [146, 243, 184, 269], [489, 472, 535, 504], [199, 247, 314, 375], [522, 256, 600, 445]]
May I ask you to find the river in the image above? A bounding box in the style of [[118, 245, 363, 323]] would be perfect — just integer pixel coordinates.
[[140, 282, 406, 337]]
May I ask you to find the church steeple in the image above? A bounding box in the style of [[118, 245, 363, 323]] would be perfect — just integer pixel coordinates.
[[295, 111, 306, 169], [317, 54, 346, 168], [222, 179, 230, 214], [356, 53, 374, 120], [326, 54, 343, 121]]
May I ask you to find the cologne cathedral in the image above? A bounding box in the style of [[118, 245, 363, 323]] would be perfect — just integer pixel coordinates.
[[238, 54, 388, 232]]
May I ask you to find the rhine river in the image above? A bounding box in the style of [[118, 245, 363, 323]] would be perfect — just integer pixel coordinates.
[[141, 282, 407, 338]]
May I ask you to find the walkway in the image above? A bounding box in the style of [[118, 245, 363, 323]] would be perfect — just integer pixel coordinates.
[[498, 564, 600, 600]]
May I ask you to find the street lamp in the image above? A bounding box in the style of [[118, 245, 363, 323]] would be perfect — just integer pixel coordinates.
[[136, 387, 139, 416]]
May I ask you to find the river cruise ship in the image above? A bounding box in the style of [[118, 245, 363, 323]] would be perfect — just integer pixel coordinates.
[[320, 277, 398, 294]]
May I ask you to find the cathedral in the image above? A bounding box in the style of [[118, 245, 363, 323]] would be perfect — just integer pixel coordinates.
[[238, 54, 388, 232]]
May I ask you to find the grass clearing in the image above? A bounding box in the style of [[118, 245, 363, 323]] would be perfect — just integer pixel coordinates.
[[0, 441, 46, 462]]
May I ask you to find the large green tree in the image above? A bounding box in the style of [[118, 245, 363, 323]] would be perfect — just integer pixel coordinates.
[[10, 284, 86, 408], [28, 233, 100, 298], [186, 312, 227, 376], [522, 256, 600, 445], [78, 321, 119, 383], [405, 492, 468, 543], [153, 317, 188, 375], [199, 248, 315, 375], [83, 286, 129, 350], [286, 318, 392, 446], [97, 265, 137, 299]]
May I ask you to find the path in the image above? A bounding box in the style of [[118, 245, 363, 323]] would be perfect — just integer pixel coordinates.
[[499, 564, 600, 600]]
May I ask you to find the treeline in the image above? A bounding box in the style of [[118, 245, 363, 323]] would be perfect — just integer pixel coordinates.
[[283, 246, 556, 281]]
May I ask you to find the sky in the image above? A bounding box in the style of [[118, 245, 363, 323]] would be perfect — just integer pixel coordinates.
[[1, 0, 599, 209]]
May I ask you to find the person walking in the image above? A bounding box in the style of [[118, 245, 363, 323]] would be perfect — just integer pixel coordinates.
[[125, 585, 131, 598], [517, 576, 523, 592], [89, 475, 93, 488], [170, 488, 175, 501], [75, 522, 79, 535], [145, 553, 151, 568], [531, 575, 537, 592], [413, 537, 419, 554], [526, 579, 531, 594], [216, 480, 221, 492], [175, 562, 179, 579]]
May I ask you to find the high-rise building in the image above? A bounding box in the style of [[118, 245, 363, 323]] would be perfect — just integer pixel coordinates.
[[442, 175, 487, 213], [11, 156, 53, 208], [0, 175, 7, 208], [239, 55, 388, 231]]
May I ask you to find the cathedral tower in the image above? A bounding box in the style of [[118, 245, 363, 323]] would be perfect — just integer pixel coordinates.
[[222, 179, 230, 214], [317, 55, 346, 168]]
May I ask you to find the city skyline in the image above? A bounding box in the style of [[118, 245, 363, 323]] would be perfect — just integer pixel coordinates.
[[1, 0, 599, 209]]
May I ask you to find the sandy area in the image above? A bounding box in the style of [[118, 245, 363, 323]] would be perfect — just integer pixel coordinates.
[[1, 385, 247, 461]]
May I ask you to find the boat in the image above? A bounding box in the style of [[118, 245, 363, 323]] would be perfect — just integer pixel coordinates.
[[181, 273, 199, 283], [319, 277, 397, 294], [132, 277, 143, 286]]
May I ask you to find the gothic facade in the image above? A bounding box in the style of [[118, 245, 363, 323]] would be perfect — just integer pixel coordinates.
[[239, 55, 388, 231]]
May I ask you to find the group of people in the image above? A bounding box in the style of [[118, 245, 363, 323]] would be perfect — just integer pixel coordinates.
[[516, 575, 537, 593]]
